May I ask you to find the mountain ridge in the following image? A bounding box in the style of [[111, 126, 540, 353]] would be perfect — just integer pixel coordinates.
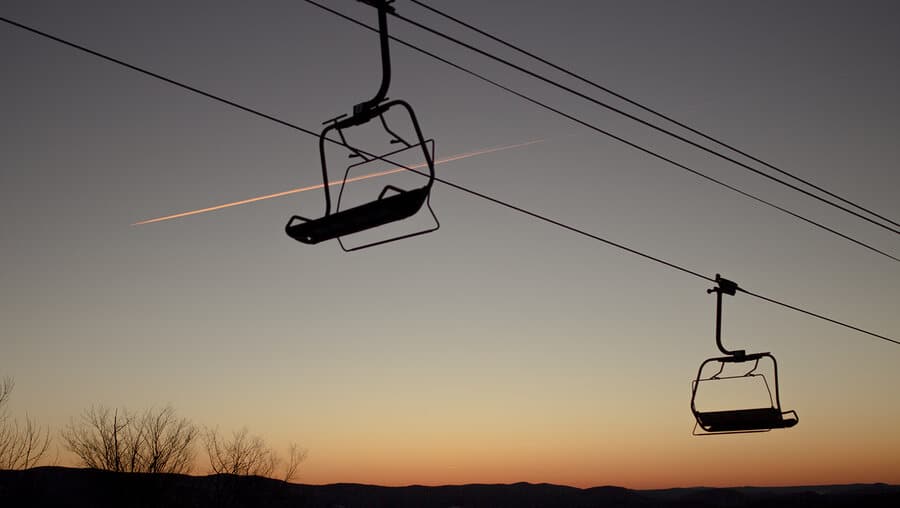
[[1, 467, 898, 507]]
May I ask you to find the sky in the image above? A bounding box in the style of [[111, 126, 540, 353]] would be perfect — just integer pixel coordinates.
[[1, 0, 899, 489]]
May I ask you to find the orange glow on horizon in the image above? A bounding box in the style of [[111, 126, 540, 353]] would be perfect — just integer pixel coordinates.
[[132, 139, 544, 225]]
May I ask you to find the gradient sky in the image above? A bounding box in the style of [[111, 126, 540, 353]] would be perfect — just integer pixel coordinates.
[[2, 0, 899, 489]]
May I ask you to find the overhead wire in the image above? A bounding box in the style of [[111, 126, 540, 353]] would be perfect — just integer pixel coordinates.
[[736, 287, 900, 346], [385, 4, 900, 237], [408, 0, 900, 231], [0, 14, 896, 346], [0, 15, 712, 283], [299, 0, 900, 264]]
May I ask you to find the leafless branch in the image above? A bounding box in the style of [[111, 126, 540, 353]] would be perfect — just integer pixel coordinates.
[[61, 405, 197, 473], [204, 427, 278, 477], [0, 378, 52, 469], [282, 442, 308, 483]]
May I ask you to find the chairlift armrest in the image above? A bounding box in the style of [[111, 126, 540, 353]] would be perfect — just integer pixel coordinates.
[[378, 185, 405, 200], [285, 215, 311, 229]]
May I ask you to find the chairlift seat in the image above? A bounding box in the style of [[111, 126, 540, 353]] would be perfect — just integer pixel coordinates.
[[286, 186, 428, 244], [695, 407, 798, 433], [691, 276, 798, 436], [285, 1, 438, 251]]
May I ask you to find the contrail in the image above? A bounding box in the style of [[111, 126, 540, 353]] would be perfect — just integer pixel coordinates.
[[132, 139, 544, 225]]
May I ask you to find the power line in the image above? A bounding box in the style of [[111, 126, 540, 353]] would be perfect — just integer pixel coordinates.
[[299, 0, 899, 264], [1, 14, 896, 347], [387, 5, 900, 237], [408, 0, 900, 232]]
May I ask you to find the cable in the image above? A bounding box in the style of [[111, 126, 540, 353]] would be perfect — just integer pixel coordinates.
[[408, 0, 900, 231], [299, 1, 900, 264], [1, 15, 896, 346], [737, 288, 900, 346], [387, 6, 900, 237], [0, 18, 323, 140], [0, 15, 711, 282]]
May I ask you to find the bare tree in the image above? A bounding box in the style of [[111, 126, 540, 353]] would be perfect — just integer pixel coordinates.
[[61, 406, 134, 471], [140, 406, 198, 474], [0, 377, 52, 470], [204, 426, 307, 481], [204, 427, 278, 477], [61, 404, 197, 473], [282, 442, 308, 483]]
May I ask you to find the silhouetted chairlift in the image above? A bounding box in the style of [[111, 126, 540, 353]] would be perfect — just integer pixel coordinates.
[[285, 0, 438, 251], [690, 275, 798, 435]]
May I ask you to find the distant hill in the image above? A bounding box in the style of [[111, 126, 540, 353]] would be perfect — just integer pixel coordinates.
[[1, 467, 898, 508]]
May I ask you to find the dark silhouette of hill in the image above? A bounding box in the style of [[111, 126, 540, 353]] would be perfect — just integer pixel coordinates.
[[1, 467, 898, 508]]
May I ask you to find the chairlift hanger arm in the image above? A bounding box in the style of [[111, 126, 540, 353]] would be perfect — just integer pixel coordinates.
[[344, 0, 396, 126], [707, 274, 744, 357]]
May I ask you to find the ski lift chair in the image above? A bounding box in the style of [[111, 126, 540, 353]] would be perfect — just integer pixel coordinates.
[[690, 275, 798, 435], [285, 0, 438, 251]]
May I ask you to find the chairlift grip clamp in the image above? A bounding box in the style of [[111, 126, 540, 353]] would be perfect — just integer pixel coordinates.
[[357, 0, 396, 14], [707, 273, 738, 296]]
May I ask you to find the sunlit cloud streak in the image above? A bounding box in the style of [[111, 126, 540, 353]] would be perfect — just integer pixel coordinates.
[[132, 139, 544, 225]]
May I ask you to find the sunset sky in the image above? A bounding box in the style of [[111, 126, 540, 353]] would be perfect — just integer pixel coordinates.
[[2, 0, 899, 489]]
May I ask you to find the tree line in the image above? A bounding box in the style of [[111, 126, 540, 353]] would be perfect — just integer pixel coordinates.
[[0, 377, 306, 481]]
